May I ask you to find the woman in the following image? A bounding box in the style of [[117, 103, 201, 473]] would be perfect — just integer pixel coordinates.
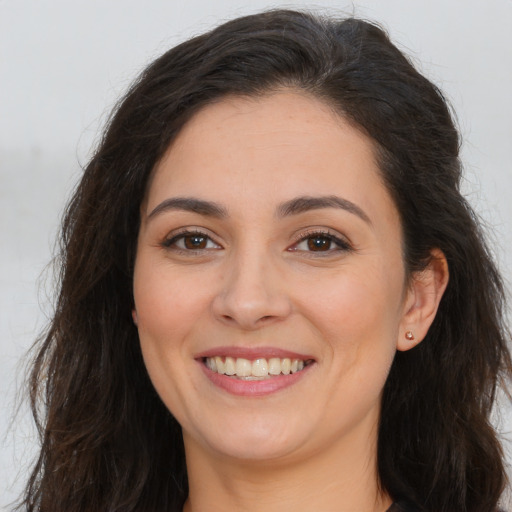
[[19, 9, 511, 512]]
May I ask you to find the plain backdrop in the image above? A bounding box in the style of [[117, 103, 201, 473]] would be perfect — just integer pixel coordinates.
[[1, 0, 511, 508]]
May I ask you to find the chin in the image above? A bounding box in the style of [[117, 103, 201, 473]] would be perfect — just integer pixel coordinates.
[[209, 436, 302, 462], [189, 415, 310, 462]]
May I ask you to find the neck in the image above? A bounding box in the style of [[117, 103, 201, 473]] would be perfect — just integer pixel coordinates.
[[182, 426, 391, 512]]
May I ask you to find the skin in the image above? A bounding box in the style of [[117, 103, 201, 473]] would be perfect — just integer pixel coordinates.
[[133, 90, 448, 512]]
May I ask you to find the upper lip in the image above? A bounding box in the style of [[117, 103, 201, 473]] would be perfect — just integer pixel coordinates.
[[195, 346, 315, 361]]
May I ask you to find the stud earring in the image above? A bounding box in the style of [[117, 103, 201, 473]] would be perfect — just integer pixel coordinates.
[[405, 330, 415, 341]]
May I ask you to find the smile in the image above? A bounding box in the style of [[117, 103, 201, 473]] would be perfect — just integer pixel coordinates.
[[204, 356, 313, 380]]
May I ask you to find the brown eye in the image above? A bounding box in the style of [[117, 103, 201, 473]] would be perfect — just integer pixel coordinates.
[[307, 236, 332, 251], [163, 231, 221, 251], [290, 231, 352, 254], [184, 234, 208, 249]]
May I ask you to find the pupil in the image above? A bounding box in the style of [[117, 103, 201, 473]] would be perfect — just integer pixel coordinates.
[[308, 236, 330, 251], [185, 235, 206, 249]]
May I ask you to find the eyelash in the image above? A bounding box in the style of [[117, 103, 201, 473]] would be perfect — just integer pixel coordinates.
[[162, 229, 221, 253], [289, 229, 353, 255], [161, 229, 353, 255]]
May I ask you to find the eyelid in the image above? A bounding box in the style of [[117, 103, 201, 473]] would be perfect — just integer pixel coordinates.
[[288, 228, 353, 253], [162, 227, 222, 251]]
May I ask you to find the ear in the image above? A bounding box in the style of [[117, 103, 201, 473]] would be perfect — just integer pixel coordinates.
[[132, 309, 138, 326], [397, 248, 449, 351]]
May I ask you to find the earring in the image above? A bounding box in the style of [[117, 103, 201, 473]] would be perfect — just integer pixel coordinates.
[[405, 330, 415, 341]]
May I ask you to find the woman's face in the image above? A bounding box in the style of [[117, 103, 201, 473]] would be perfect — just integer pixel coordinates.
[[133, 91, 415, 464]]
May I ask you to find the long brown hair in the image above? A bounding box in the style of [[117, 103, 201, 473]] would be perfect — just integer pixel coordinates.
[[19, 9, 511, 512]]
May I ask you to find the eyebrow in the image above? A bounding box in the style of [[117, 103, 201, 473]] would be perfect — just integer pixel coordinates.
[[277, 195, 372, 225], [147, 197, 228, 220], [147, 194, 371, 225]]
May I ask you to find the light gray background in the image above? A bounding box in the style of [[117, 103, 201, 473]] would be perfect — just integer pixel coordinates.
[[1, 0, 511, 508]]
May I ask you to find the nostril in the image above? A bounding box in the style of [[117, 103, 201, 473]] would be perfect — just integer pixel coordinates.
[[212, 286, 292, 329], [218, 313, 278, 328]]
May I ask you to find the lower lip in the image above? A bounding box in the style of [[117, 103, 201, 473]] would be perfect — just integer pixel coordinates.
[[198, 361, 314, 397]]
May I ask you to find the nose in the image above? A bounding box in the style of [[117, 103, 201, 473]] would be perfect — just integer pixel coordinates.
[[211, 249, 292, 330]]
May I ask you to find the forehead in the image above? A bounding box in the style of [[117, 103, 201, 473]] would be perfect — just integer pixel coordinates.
[[146, 90, 398, 228]]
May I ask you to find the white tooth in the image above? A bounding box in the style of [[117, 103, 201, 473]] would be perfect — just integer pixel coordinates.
[[281, 358, 291, 375], [215, 356, 225, 374], [291, 359, 299, 373], [224, 357, 236, 375], [268, 358, 282, 375], [252, 358, 269, 377], [235, 358, 252, 377], [206, 357, 217, 372], [297, 360, 304, 371]]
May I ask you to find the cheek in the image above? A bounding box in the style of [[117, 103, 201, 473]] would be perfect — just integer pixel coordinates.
[[133, 260, 209, 420], [298, 261, 404, 397], [134, 260, 213, 348], [306, 264, 402, 339]]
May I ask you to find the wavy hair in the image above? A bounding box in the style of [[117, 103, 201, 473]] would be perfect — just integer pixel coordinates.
[[19, 9, 511, 512]]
